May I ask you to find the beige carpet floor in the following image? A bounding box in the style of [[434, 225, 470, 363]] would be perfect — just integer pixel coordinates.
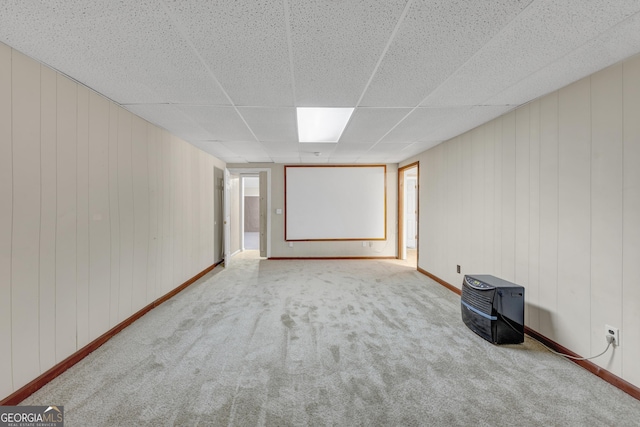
[[21, 251, 640, 426]]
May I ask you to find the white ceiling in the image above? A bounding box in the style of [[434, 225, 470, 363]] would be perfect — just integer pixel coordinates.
[[2, 0, 640, 164]]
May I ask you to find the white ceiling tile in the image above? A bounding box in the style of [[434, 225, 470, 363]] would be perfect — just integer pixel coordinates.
[[333, 142, 377, 155], [178, 106, 256, 142], [328, 155, 360, 164], [400, 141, 442, 158], [340, 108, 412, 143], [164, 1, 294, 107], [380, 107, 470, 143], [237, 107, 297, 142], [189, 141, 236, 159], [288, 0, 408, 106], [0, 1, 230, 105], [421, 1, 640, 107], [487, 11, 640, 106], [273, 157, 301, 164], [297, 143, 337, 158], [261, 142, 300, 156], [124, 104, 211, 140], [368, 143, 413, 153], [361, 0, 532, 107], [424, 105, 514, 141], [299, 153, 330, 164]]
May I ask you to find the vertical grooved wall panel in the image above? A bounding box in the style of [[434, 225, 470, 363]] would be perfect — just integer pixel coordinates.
[[622, 55, 640, 386], [500, 111, 516, 282], [483, 122, 495, 276], [538, 92, 559, 339], [557, 77, 591, 354], [147, 125, 160, 301], [76, 85, 90, 349], [55, 72, 77, 363], [88, 91, 111, 340], [117, 109, 133, 322], [108, 102, 120, 328], [39, 65, 57, 372], [470, 127, 484, 274], [11, 51, 41, 389], [514, 105, 530, 312], [131, 116, 149, 313], [590, 64, 623, 374], [528, 100, 541, 332], [0, 42, 12, 397]]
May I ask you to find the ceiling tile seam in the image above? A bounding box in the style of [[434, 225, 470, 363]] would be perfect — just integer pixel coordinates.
[[418, 0, 538, 107], [360, 0, 539, 157], [343, 0, 414, 155], [353, 0, 414, 109], [159, 0, 265, 151], [282, 0, 298, 107], [478, 7, 640, 109], [362, 103, 481, 159]]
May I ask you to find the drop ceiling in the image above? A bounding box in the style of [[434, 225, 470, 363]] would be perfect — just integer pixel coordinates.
[[2, 1, 640, 164]]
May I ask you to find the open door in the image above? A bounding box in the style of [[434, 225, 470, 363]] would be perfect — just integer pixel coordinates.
[[223, 168, 232, 267], [259, 171, 267, 258], [398, 162, 419, 266]]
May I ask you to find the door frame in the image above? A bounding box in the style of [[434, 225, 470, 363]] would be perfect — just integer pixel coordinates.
[[398, 162, 419, 263], [226, 167, 272, 258]]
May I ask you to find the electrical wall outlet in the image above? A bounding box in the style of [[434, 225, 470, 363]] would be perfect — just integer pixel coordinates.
[[605, 325, 620, 346], [362, 241, 367, 247], [457, 265, 461, 274]]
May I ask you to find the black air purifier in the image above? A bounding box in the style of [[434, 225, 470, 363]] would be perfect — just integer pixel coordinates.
[[461, 274, 524, 344]]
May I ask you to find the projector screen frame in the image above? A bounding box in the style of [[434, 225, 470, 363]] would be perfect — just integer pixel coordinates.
[[284, 164, 387, 241]]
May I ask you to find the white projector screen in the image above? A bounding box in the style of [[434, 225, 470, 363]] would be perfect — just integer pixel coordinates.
[[285, 165, 386, 241]]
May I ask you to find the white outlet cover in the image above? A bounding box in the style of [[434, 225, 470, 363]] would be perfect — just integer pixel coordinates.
[[605, 324, 620, 346]]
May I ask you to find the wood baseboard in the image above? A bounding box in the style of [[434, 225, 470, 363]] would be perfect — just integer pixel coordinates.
[[416, 267, 640, 402], [0, 260, 223, 406], [269, 256, 396, 260]]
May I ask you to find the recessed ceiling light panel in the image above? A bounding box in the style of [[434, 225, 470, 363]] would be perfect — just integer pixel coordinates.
[[297, 107, 354, 143]]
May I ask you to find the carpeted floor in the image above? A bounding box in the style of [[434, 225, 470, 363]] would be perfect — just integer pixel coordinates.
[[21, 252, 640, 426]]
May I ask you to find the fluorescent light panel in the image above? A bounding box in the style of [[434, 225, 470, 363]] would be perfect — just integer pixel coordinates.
[[297, 107, 354, 143]]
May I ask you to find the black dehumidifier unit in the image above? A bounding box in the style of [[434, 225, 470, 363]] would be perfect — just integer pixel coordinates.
[[461, 274, 524, 344]]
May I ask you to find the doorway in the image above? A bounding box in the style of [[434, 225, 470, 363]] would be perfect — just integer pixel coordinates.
[[242, 176, 260, 251], [225, 168, 271, 262], [398, 162, 419, 267]]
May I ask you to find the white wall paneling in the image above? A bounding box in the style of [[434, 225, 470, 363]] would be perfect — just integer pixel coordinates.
[[76, 85, 90, 349], [0, 42, 13, 398], [55, 70, 78, 364], [39, 65, 57, 372], [88, 91, 111, 341], [131, 116, 149, 313], [557, 77, 591, 355], [590, 64, 623, 374], [400, 55, 640, 388], [117, 108, 134, 322], [514, 105, 530, 326], [500, 111, 516, 282], [622, 55, 640, 387], [146, 124, 160, 302], [0, 42, 224, 400], [161, 131, 173, 296], [108, 101, 121, 328], [11, 50, 41, 390], [527, 99, 541, 331], [537, 91, 559, 340]]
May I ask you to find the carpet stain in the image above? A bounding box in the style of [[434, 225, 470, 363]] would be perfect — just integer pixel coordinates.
[[280, 313, 295, 329], [329, 345, 340, 363]]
